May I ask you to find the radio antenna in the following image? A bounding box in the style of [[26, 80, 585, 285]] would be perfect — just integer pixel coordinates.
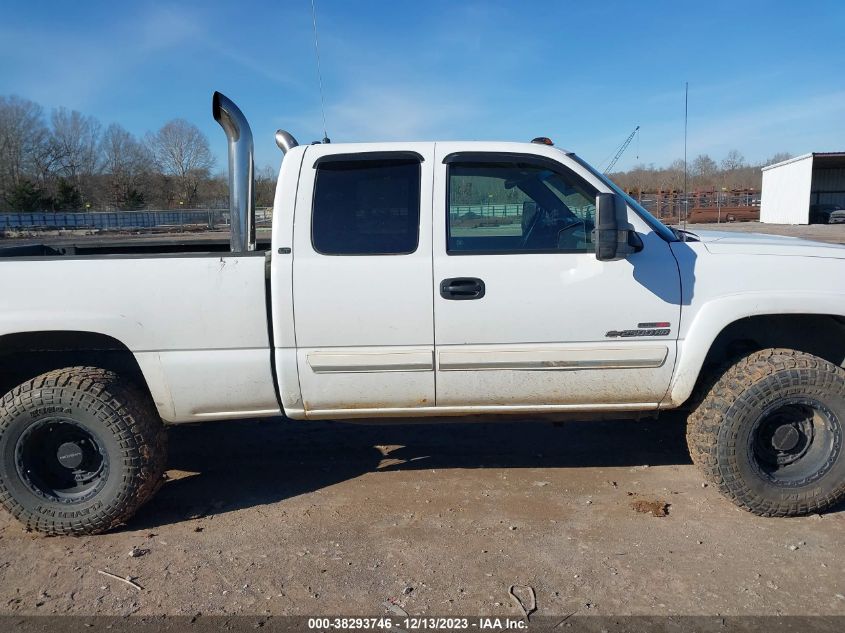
[[310, 0, 330, 143], [682, 81, 688, 236]]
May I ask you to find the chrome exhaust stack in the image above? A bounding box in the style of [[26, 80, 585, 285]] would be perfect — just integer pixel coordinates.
[[274, 130, 299, 154], [212, 91, 255, 252]]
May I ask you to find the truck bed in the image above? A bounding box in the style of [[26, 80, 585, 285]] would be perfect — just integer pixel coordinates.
[[0, 236, 272, 258], [0, 242, 279, 422]]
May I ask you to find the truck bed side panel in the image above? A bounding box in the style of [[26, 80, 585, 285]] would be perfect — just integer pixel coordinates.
[[0, 253, 279, 422]]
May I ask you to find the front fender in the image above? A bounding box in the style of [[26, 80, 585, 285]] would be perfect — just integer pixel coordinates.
[[665, 291, 845, 407]]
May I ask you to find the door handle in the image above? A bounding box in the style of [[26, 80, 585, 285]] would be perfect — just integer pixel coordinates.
[[440, 277, 486, 300]]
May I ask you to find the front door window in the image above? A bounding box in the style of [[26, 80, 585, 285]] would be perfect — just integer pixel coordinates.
[[447, 161, 598, 254]]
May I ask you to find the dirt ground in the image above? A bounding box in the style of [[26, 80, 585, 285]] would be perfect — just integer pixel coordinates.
[[1, 416, 844, 618], [689, 221, 845, 244], [0, 222, 844, 619]]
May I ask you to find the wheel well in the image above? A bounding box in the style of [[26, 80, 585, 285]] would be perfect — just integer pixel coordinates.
[[687, 314, 845, 406], [0, 331, 151, 400]]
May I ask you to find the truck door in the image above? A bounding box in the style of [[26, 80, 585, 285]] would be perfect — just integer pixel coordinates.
[[291, 144, 435, 417], [432, 145, 681, 409]]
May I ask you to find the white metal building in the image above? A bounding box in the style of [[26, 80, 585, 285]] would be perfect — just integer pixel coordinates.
[[760, 152, 845, 224]]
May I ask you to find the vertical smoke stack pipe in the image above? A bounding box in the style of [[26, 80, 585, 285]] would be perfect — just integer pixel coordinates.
[[212, 92, 255, 252]]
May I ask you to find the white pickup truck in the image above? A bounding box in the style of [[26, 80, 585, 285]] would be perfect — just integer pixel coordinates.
[[1, 93, 844, 535]]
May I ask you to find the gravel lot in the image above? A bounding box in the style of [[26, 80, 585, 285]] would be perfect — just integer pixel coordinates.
[[688, 221, 845, 244], [0, 222, 843, 619], [1, 416, 844, 618]]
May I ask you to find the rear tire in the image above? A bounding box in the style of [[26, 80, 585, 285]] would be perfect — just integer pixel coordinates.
[[0, 367, 167, 535], [687, 349, 845, 516]]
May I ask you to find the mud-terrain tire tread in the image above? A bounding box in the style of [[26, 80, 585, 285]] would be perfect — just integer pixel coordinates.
[[686, 348, 845, 517], [0, 366, 167, 535]]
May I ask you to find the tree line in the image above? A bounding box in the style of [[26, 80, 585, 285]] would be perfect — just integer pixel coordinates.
[[2, 93, 797, 212], [0, 95, 276, 212], [609, 150, 793, 195]]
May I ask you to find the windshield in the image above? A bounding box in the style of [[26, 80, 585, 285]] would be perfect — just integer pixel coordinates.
[[568, 153, 678, 242]]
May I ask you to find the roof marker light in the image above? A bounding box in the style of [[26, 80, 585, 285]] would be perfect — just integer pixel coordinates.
[[531, 137, 554, 146]]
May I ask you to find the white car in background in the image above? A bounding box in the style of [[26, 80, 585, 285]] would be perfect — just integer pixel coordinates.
[[810, 203, 845, 224]]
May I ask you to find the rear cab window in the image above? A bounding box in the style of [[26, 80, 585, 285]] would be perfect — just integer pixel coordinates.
[[311, 156, 421, 255]]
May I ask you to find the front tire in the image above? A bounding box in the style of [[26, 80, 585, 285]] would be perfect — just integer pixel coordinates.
[[0, 367, 167, 535], [687, 349, 845, 516]]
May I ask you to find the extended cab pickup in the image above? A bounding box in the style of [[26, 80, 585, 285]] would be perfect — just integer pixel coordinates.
[[1, 93, 844, 535]]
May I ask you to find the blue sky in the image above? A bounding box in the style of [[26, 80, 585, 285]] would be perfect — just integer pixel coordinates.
[[2, 1, 844, 173]]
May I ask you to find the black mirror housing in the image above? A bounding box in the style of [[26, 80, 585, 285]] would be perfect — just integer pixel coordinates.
[[595, 193, 621, 261], [595, 192, 641, 261]]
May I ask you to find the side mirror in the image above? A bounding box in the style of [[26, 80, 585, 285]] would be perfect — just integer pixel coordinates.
[[595, 193, 643, 260], [595, 193, 622, 261]]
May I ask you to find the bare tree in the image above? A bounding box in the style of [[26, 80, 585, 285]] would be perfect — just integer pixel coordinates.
[[666, 159, 686, 192], [0, 95, 51, 207], [146, 119, 214, 206], [609, 158, 688, 194], [691, 154, 718, 186], [255, 164, 277, 207], [195, 172, 228, 210], [764, 152, 793, 166], [720, 150, 745, 172], [50, 107, 101, 181], [610, 150, 793, 195], [100, 123, 152, 209]]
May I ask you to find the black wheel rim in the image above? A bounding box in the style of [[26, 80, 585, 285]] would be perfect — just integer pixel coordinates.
[[15, 418, 109, 503], [749, 397, 841, 487]]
